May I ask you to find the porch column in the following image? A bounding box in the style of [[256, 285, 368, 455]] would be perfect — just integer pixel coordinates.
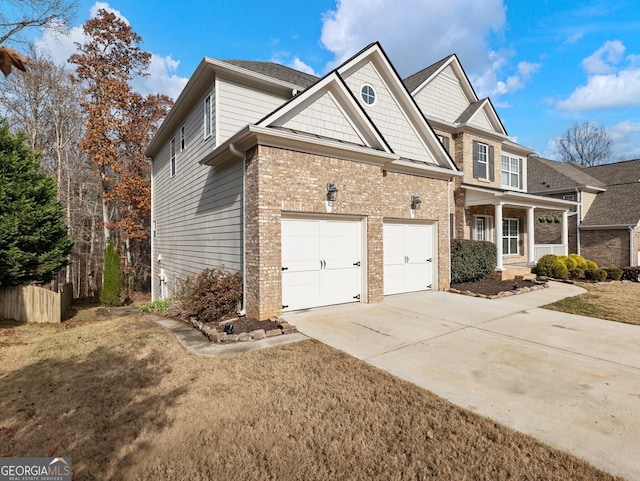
[[561, 210, 569, 255], [527, 207, 535, 266], [495, 203, 504, 271]]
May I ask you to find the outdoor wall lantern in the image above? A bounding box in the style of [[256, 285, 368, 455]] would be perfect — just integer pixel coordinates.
[[410, 195, 421, 219], [326, 182, 339, 213]]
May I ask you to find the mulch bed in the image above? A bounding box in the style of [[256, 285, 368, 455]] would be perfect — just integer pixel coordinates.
[[213, 317, 280, 334], [451, 278, 541, 296]]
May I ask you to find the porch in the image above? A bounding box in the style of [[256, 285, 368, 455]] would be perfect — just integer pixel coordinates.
[[463, 184, 577, 272]]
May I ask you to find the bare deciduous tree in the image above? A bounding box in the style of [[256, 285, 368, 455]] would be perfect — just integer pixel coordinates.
[[556, 122, 613, 167], [0, 0, 77, 45]]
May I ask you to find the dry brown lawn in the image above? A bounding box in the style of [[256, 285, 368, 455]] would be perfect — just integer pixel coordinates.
[[545, 281, 640, 325], [0, 306, 623, 481]]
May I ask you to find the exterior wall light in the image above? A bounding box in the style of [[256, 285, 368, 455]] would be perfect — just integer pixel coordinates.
[[411, 195, 421, 210], [326, 182, 339, 213]]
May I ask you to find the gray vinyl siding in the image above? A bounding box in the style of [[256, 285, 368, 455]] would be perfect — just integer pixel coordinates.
[[282, 92, 364, 144], [343, 61, 433, 162], [217, 77, 288, 143], [151, 79, 243, 299], [413, 65, 470, 123], [468, 109, 493, 131]]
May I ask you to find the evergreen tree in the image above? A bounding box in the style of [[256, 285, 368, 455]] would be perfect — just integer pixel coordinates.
[[0, 120, 73, 287], [100, 242, 122, 306]]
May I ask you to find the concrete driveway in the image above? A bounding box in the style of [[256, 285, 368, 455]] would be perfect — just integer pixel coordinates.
[[285, 282, 640, 481]]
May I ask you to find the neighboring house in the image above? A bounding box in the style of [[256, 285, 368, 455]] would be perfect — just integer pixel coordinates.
[[146, 42, 574, 320], [529, 157, 640, 267]]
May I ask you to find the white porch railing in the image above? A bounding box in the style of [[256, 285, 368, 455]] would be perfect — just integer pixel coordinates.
[[534, 244, 568, 262]]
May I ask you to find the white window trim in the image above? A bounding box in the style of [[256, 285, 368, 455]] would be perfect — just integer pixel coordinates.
[[170, 137, 176, 177], [477, 142, 488, 180], [473, 215, 494, 242], [204, 94, 212, 140], [360, 83, 377, 107], [563, 194, 577, 213], [501, 154, 522, 190], [502, 217, 519, 255]]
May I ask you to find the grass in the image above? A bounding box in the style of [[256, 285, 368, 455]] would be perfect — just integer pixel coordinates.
[[0, 307, 623, 481], [544, 281, 640, 325]]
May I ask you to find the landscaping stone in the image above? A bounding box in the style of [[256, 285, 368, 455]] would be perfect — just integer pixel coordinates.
[[266, 328, 282, 338], [250, 329, 266, 340], [238, 332, 252, 342], [225, 334, 240, 342]]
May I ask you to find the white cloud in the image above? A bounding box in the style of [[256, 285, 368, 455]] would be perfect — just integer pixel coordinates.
[[557, 68, 640, 111], [558, 41, 640, 111], [564, 32, 583, 45], [581, 40, 625, 74], [320, 0, 506, 77], [32, 1, 187, 100], [290, 57, 318, 76], [608, 121, 640, 159], [472, 54, 541, 100]]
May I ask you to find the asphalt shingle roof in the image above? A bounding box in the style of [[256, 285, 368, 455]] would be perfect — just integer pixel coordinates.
[[455, 100, 484, 124], [223, 60, 319, 89], [527, 157, 605, 193], [586, 158, 640, 185], [402, 55, 453, 92]]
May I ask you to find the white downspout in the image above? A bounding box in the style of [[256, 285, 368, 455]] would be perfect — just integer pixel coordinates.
[[447, 177, 452, 285], [630, 226, 635, 267], [576, 188, 581, 256], [230, 143, 247, 316]]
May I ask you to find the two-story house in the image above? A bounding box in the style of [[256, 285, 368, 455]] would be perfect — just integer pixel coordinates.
[[529, 157, 640, 267], [146, 42, 575, 320]]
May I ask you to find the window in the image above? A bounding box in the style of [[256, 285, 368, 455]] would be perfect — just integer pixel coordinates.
[[170, 137, 176, 177], [360, 84, 376, 106], [563, 194, 577, 213], [180, 125, 186, 151], [204, 94, 212, 139], [501, 154, 522, 189], [437, 134, 450, 154], [472, 140, 494, 181], [502, 218, 519, 255], [474, 215, 492, 241]]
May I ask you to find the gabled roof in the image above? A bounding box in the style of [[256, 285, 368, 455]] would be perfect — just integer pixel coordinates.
[[581, 183, 640, 226], [581, 159, 640, 227], [527, 157, 606, 193], [402, 55, 453, 92], [223, 60, 319, 88]]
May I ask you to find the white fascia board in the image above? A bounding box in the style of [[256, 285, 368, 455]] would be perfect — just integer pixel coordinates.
[[503, 140, 537, 157], [200, 125, 398, 168], [258, 72, 390, 152], [463, 184, 579, 209], [385, 159, 463, 180], [579, 224, 637, 230]]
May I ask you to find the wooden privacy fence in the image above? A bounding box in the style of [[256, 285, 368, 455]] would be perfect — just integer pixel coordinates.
[[0, 283, 73, 323]]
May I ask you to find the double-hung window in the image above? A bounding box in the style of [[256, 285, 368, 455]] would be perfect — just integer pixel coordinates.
[[473, 141, 494, 181], [170, 137, 176, 177], [180, 125, 186, 151], [204, 94, 212, 139], [501, 154, 522, 189], [502, 218, 519, 255], [563, 194, 577, 213]]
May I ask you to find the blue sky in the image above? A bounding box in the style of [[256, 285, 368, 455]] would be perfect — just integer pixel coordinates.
[[31, 0, 640, 160]]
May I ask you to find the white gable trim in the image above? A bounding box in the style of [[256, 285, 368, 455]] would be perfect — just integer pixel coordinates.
[[258, 71, 391, 152], [410, 55, 477, 103], [337, 43, 458, 172]]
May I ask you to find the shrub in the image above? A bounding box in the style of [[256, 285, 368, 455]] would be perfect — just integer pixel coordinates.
[[536, 254, 568, 278], [100, 242, 122, 306], [605, 267, 623, 281], [585, 260, 598, 270], [138, 298, 171, 314], [173, 266, 242, 322], [450, 239, 497, 283], [569, 268, 585, 280], [568, 254, 587, 270], [558, 255, 577, 270], [621, 266, 640, 282], [585, 268, 607, 282]]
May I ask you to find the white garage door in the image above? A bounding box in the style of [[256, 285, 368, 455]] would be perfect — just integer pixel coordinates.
[[281, 218, 362, 311], [384, 223, 434, 295]]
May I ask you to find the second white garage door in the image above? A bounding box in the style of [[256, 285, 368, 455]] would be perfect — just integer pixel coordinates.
[[281, 217, 362, 311], [384, 223, 434, 295]]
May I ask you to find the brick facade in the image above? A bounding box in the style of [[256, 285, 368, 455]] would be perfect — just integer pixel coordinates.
[[244, 145, 452, 320], [580, 229, 630, 268]]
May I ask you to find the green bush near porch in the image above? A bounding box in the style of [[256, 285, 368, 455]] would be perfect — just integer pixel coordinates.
[[451, 239, 497, 283]]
